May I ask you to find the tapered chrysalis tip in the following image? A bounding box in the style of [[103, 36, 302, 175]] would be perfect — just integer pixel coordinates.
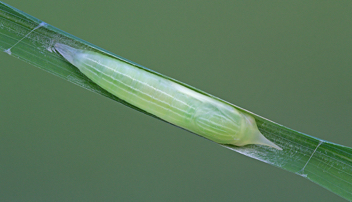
[[54, 43, 78, 64], [253, 132, 282, 150]]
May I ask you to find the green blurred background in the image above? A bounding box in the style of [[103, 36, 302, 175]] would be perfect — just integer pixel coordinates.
[[0, 1, 351, 201]]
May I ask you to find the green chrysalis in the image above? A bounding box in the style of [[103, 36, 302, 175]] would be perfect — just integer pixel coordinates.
[[55, 43, 281, 150]]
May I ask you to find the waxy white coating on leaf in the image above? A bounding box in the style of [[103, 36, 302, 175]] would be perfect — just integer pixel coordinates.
[[55, 43, 281, 150]]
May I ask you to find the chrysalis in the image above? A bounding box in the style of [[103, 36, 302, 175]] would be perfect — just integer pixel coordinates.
[[55, 43, 282, 150]]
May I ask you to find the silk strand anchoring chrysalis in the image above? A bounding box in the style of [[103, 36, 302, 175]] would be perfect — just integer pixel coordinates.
[[54, 43, 282, 150]]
